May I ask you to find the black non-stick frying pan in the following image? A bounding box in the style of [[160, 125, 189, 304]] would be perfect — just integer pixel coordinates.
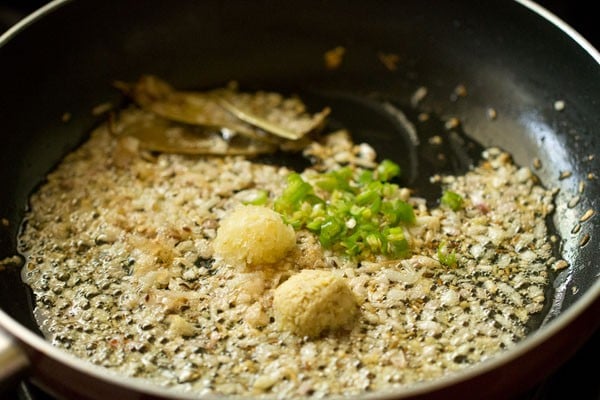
[[0, 1, 599, 399]]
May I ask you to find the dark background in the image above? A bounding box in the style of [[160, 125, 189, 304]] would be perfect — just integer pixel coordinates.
[[1, 0, 599, 49], [0, 1, 598, 400], [532, 0, 598, 48]]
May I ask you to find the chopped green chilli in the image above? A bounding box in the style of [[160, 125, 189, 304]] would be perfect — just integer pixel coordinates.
[[437, 241, 458, 268], [441, 190, 464, 211], [274, 159, 413, 260], [242, 189, 269, 205]]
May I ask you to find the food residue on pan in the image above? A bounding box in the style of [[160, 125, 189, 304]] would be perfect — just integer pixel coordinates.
[[554, 100, 565, 111], [324, 46, 346, 70], [17, 76, 561, 398], [568, 195, 581, 208], [377, 52, 400, 71], [579, 208, 595, 223], [449, 84, 467, 102], [559, 170, 573, 180], [444, 117, 461, 130], [410, 86, 428, 108], [486, 107, 498, 120], [61, 112, 72, 123], [579, 233, 591, 247]]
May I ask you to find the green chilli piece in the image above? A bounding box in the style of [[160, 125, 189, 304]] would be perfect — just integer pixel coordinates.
[[273, 159, 413, 260], [243, 189, 269, 205], [376, 159, 402, 181], [274, 173, 314, 214], [437, 241, 458, 268], [441, 190, 464, 211]]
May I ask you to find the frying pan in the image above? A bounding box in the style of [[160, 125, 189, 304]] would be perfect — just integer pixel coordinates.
[[0, 0, 599, 399]]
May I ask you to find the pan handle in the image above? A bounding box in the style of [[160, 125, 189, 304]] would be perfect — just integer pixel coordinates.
[[0, 328, 29, 385]]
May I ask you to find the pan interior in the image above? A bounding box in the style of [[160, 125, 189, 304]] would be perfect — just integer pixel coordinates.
[[0, 0, 598, 398]]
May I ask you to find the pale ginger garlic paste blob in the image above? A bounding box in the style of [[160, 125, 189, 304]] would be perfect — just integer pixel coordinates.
[[213, 204, 296, 267], [273, 269, 359, 337]]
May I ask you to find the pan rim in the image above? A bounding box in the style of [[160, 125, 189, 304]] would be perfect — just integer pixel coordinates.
[[0, 0, 71, 47], [516, 0, 600, 63], [0, 0, 599, 398]]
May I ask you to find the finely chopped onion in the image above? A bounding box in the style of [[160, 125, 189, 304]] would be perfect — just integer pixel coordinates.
[[16, 89, 558, 398]]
